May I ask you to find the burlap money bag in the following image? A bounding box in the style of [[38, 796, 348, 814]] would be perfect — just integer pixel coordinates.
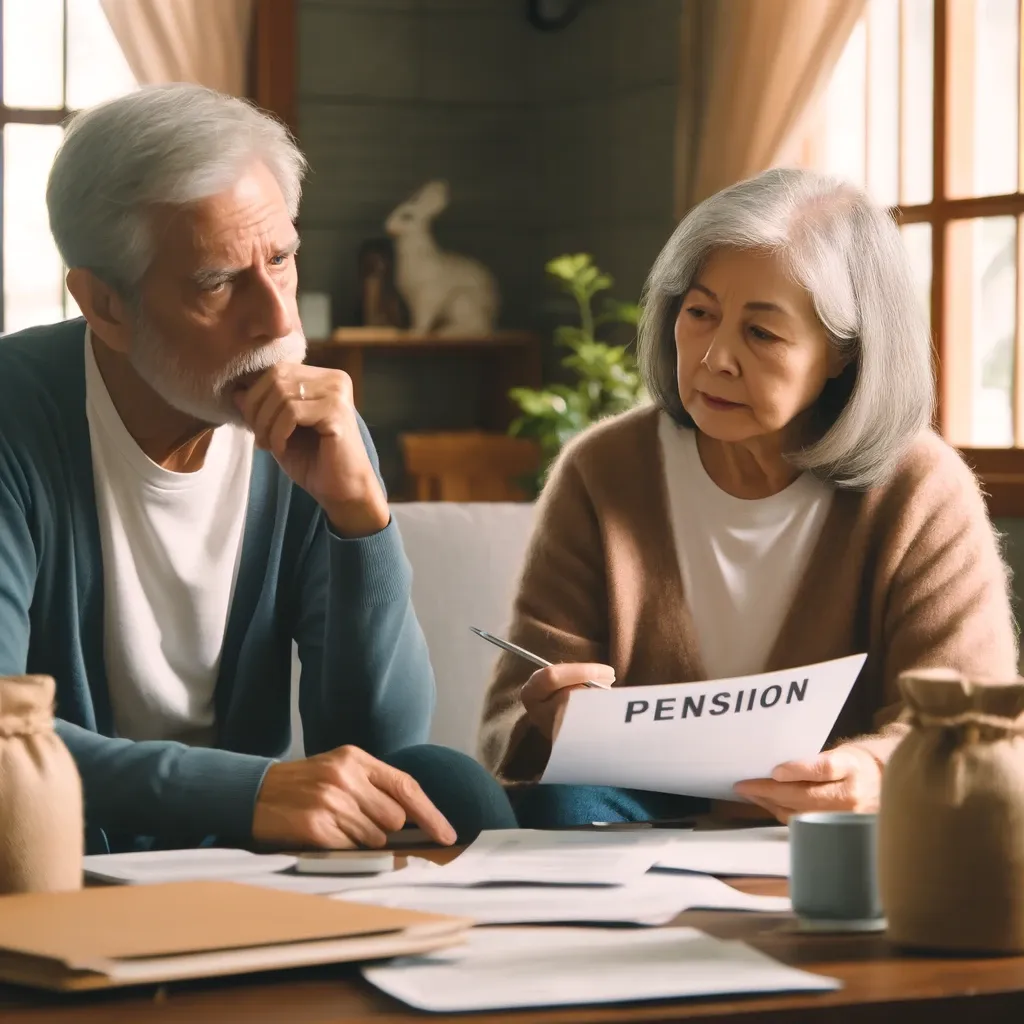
[[878, 668, 1024, 953], [0, 675, 83, 894]]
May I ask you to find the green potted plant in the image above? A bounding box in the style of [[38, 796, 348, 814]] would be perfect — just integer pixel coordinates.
[[508, 254, 644, 494]]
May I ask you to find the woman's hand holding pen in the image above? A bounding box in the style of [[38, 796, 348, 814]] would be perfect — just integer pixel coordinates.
[[521, 663, 615, 739], [467, 628, 615, 740]]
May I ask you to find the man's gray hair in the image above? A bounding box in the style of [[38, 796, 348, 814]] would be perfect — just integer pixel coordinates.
[[637, 167, 934, 488], [47, 83, 307, 295]]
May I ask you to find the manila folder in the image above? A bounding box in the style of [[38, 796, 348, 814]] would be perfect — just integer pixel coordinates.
[[0, 880, 469, 992]]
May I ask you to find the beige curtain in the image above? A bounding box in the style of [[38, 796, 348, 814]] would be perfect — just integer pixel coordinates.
[[100, 0, 255, 96], [676, 0, 867, 216]]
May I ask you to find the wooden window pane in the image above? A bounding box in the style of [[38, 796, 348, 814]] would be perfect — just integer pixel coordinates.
[[947, 0, 1019, 198], [901, 0, 934, 204], [867, 0, 900, 206], [1016, 216, 1024, 445], [946, 216, 1017, 447], [66, 0, 137, 110], [3, 124, 65, 333], [2, 0, 64, 109], [901, 221, 932, 327], [824, 18, 867, 187]]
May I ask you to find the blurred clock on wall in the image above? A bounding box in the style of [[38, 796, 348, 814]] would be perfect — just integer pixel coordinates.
[[527, 0, 586, 31]]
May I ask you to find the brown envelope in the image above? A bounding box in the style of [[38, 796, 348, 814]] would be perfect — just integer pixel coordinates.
[[0, 880, 470, 991]]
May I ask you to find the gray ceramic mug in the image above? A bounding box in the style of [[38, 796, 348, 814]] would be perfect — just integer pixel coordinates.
[[789, 811, 886, 932]]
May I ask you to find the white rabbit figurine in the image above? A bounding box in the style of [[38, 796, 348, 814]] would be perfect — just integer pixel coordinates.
[[385, 180, 500, 335]]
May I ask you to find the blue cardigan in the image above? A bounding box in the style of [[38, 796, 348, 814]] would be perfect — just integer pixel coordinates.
[[0, 320, 434, 852]]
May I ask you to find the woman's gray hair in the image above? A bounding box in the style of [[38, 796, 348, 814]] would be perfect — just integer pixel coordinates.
[[637, 167, 934, 488], [47, 83, 307, 296]]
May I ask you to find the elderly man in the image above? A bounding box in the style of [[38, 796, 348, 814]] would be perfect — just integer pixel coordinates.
[[0, 84, 515, 854]]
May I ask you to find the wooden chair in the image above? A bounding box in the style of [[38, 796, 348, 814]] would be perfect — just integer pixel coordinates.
[[399, 431, 541, 502]]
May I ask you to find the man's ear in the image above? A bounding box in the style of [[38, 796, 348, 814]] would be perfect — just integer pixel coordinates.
[[66, 268, 134, 355]]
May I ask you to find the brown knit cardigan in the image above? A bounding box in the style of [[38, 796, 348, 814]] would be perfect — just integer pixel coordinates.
[[478, 406, 1018, 782]]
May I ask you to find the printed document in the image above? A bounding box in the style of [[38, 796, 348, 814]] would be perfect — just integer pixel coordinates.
[[362, 926, 841, 1012], [542, 654, 866, 800], [83, 848, 298, 885], [341, 870, 790, 925], [656, 826, 791, 877], [400, 828, 675, 886]]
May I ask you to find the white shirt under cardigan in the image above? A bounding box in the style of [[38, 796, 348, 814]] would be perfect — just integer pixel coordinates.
[[84, 331, 253, 745], [658, 413, 834, 681]]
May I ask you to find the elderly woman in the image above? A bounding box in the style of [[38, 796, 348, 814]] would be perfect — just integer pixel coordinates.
[[478, 167, 1017, 828]]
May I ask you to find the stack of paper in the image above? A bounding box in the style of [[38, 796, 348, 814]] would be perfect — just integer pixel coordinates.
[[342, 871, 789, 925], [377, 828, 675, 886], [82, 848, 438, 895], [331, 829, 791, 925], [83, 848, 299, 884], [656, 826, 791, 877], [83, 828, 794, 922], [363, 926, 840, 1012]]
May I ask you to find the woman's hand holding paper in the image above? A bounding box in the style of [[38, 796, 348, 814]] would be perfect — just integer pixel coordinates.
[[732, 745, 882, 824]]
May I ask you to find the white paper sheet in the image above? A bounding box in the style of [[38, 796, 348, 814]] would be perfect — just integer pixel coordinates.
[[656, 826, 791, 877], [83, 848, 298, 885], [225, 873, 382, 895], [392, 828, 674, 887], [542, 654, 866, 800], [340, 870, 790, 925], [362, 926, 841, 1012]]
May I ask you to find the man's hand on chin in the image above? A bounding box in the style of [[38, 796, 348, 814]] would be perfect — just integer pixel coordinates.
[[233, 363, 389, 538]]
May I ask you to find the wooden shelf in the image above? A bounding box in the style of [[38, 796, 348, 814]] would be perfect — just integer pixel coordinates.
[[306, 327, 543, 433], [317, 327, 539, 350]]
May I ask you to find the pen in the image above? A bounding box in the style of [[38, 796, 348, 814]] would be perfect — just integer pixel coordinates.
[[469, 627, 605, 689]]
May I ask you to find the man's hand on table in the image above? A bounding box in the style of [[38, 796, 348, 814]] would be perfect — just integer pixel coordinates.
[[252, 745, 457, 849], [732, 745, 882, 824]]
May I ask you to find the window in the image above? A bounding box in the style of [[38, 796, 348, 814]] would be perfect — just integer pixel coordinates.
[[791, 0, 1024, 512], [1, 0, 135, 334]]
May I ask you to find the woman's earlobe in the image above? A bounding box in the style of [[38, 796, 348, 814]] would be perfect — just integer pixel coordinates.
[[827, 345, 854, 379]]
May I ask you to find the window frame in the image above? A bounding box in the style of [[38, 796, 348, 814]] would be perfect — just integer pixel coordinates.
[[251, 0, 297, 134], [891, 0, 1024, 514], [0, 0, 78, 332], [0, 0, 297, 334]]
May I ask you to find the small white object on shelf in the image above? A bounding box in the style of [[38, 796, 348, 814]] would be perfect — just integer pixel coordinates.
[[385, 180, 499, 336], [297, 291, 331, 339]]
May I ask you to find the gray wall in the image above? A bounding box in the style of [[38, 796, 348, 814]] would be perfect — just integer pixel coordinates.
[[532, 0, 681, 304], [296, 0, 682, 487]]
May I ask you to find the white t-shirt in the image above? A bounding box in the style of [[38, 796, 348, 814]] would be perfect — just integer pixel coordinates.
[[84, 332, 253, 745], [658, 414, 834, 681]]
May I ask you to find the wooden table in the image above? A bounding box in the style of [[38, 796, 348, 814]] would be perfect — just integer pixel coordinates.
[[3, 858, 1024, 1023]]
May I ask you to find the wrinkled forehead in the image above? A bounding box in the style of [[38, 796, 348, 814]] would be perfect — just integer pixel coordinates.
[[687, 247, 820, 315], [145, 163, 297, 274]]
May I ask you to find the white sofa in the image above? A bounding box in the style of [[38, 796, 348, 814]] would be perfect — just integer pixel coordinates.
[[289, 502, 537, 760]]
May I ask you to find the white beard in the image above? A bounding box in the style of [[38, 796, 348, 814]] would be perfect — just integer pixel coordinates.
[[128, 316, 308, 427]]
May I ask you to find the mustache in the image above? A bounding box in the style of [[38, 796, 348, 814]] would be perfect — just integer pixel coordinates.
[[215, 333, 308, 392]]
